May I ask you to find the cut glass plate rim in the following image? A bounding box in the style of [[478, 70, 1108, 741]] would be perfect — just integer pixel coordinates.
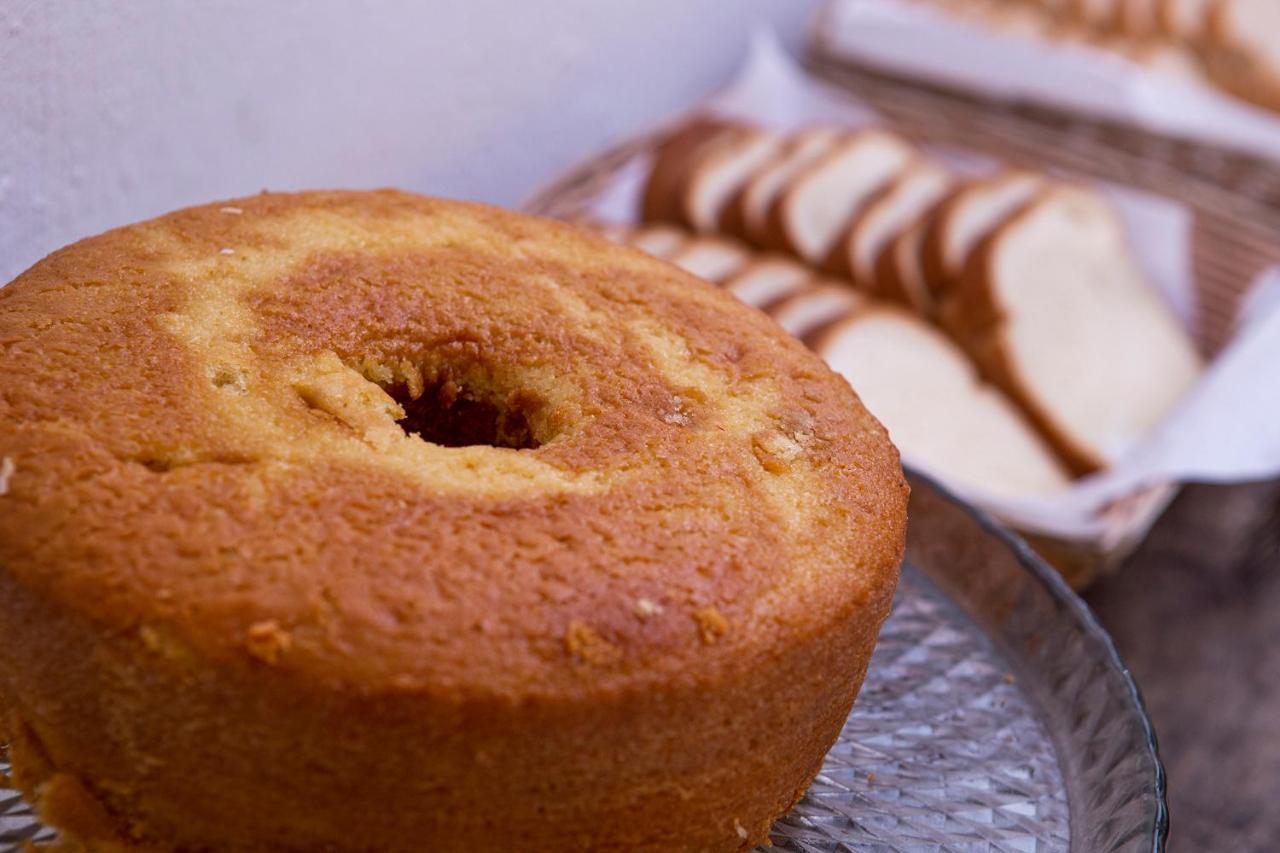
[[909, 467, 1169, 851]]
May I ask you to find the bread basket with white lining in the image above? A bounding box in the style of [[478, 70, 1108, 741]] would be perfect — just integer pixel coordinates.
[[526, 34, 1280, 588]]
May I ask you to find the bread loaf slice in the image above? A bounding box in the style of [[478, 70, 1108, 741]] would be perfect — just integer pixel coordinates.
[[641, 119, 739, 226], [951, 186, 1201, 473], [1157, 0, 1214, 42], [682, 127, 782, 233], [627, 224, 689, 258], [721, 127, 843, 243], [814, 306, 1072, 499], [1069, 0, 1123, 30], [1205, 0, 1280, 113], [667, 237, 752, 284], [876, 221, 939, 316], [722, 258, 813, 308], [767, 283, 865, 340], [832, 162, 955, 291], [1117, 0, 1161, 35], [921, 170, 1045, 295], [763, 130, 916, 264]]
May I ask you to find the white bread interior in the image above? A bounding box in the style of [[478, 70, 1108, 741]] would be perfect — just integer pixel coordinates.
[[843, 162, 954, 290], [768, 283, 865, 340], [770, 130, 915, 264], [1158, 0, 1214, 41], [1070, 0, 1122, 29], [1117, 0, 1160, 36], [929, 170, 1045, 288], [816, 306, 1072, 499], [737, 128, 843, 244], [628, 225, 688, 258], [954, 186, 1202, 472], [722, 258, 813, 308], [667, 237, 752, 283], [684, 128, 782, 233]]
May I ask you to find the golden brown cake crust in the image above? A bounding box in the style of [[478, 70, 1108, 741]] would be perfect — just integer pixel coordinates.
[[0, 190, 907, 851]]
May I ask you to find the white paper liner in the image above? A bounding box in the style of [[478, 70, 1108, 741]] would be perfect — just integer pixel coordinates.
[[813, 0, 1280, 162], [581, 32, 1280, 539]]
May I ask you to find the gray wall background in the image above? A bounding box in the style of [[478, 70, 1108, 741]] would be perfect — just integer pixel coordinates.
[[0, 1, 820, 281]]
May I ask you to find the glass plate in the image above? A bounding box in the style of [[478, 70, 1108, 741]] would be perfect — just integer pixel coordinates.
[[0, 473, 1166, 852]]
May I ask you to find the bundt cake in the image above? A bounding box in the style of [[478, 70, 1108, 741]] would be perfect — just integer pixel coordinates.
[[0, 190, 907, 851]]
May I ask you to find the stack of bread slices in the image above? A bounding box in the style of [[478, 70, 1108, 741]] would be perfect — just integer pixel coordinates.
[[900, 0, 1280, 113], [614, 118, 1202, 499]]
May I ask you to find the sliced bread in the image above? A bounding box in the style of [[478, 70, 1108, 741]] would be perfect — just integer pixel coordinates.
[[640, 119, 738, 226], [763, 130, 917, 264], [1157, 0, 1215, 42], [767, 282, 865, 341], [876, 221, 940, 316], [813, 306, 1072, 499], [1204, 0, 1280, 113], [1117, 0, 1161, 35], [721, 127, 844, 243], [667, 237, 752, 284], [627, 224, 689, 258], [950, 185, 1202, 473], [921, 170, 1045, 295], [1069, 0, 1123, 30], [682, 127, 782, 233], [722, 258, 813, 309], [831, 161, 956, 290]]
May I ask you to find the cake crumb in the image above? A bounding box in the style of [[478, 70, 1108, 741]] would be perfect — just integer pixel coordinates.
[[219, 247, 236, 255], [564, 620, 619, 665], [0, 456, 14, 495], [867, 772, 877, 782], [245, 620, 292, 664], [634, 598, 664, 619], [662, 396, 690, 426], [694, 607, 729, 644], [1003, 672, 1017, 684], [220, 206, 243, 215], [734, 818, 748, 840]]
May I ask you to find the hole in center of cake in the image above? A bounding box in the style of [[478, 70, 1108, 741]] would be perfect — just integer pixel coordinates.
[[380, 375, 542, 450]]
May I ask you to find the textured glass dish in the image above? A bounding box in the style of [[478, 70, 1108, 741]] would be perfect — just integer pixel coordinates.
[[0, 473, 1166, 852]]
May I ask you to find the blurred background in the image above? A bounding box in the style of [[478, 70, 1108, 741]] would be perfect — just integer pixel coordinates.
[[0, 0, 818, 282]]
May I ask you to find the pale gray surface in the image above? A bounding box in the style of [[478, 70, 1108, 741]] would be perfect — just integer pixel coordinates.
[[0, 0, 819, 282]]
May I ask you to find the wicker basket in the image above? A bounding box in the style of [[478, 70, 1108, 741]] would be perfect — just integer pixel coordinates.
[[523, 51, 1279, 588]]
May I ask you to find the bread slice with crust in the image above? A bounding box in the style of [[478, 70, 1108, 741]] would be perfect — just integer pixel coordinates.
[[950, 186, 1201, 474], [641, 119, 739, 226], [767, 283, 865, 341], [667, 237, 752, 284], [721, 127, 844, 243], [682, 127, 782, 233], [1157, 0, 1214, 42], [1117, 0, 1161, 35], [921, 170, 1045, 296], [722, 258, 813, 308], [813, 306, 1072, 499], [830, 162, 956, 291], [1204, 0, 1280, 113], [627, 224, 689, 259], [763, 130, 916, 264], [1069, 0, 1123, 30], [876, 221, 939, 316], [640, 120, 779, 230]]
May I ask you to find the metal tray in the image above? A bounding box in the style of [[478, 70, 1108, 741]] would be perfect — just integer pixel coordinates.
[[0, 473, 1166, 852]]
